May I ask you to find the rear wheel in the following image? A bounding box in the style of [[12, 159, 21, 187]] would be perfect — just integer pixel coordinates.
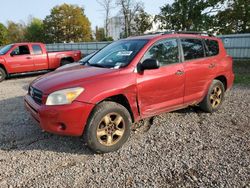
[[0, 68, 7, 82], [85, 101, 132, 153], [199, 80, 225, 113], [60, 59, 72, 66]]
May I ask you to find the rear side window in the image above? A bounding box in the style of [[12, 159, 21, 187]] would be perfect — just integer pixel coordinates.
[[143, 38, 179, 66], [205, 39, 219, 56], [181, 38, 205, 61], [32, 45, 43, 55]]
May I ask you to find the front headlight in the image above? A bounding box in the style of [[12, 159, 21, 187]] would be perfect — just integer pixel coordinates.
[[46, 87, 84, 106]]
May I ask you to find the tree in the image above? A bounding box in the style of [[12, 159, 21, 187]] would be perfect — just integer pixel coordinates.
[[132, 8, 153, 35], [156, 0, 224, 31], [216, 0, 250, 34], [116, 0, 143, 37], [95, 26, 106, 41], [7, 21, 26, 43], [0, 23, 9, 45], [24, 18, 45, 42], [44, 3, 92, 43], [96, 0, 114, 37]]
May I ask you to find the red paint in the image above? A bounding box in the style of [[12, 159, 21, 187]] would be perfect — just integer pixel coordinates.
[[24, 34, 234, 136], [0, 43, 81, 74]]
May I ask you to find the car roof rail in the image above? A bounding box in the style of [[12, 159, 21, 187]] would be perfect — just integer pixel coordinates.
[[142, 30, 214, 37], [174, 31, 214, 37]]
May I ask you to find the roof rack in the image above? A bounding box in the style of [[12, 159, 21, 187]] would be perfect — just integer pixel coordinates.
[[175, 31, 214, 37], [143, 31, 214, 37]]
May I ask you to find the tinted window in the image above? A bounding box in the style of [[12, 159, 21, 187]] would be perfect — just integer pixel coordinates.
[[12, 45, 30, 55], [181, 38, 205, 60], [205, 39, 219, 56], [143, 38, 179, 66], [32, 45, 43, 55]]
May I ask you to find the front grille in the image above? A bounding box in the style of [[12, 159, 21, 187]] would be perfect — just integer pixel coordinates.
[[29, 86, 43, 105]]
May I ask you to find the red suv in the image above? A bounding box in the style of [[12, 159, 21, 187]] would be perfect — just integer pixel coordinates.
[[24, 32, 234, 153]]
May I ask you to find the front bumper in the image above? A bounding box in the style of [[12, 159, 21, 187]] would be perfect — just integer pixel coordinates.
[[24, 95, 94, 136]]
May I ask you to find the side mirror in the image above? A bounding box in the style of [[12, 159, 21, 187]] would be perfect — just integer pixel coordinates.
[[139, 59, 160, 72]]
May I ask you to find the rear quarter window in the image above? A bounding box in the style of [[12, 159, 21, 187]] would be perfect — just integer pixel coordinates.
[[205, 39, 219, 56]]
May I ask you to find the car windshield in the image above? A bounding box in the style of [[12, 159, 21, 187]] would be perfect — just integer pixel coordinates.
[[88, 39, 148, 68], [0, 44, 13, 55]]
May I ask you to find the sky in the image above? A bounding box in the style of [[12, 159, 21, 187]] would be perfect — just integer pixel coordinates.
[[0, 0, 173, 29]]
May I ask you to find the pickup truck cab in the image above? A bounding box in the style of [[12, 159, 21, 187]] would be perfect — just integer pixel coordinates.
[[24, 32, 234, 153], [0, 43, 81, 81]]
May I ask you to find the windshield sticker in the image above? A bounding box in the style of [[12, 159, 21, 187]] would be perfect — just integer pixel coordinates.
[[117, 51, 133, 56], [113, 63, 125, 69]]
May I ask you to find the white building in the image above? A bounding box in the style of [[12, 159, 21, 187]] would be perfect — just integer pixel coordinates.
[[107, 16, 124, 40]]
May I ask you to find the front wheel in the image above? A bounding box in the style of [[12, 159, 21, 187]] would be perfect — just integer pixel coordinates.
[[199, 80, 225, 113], [0, 68, 7, 82], [85, 101, 132, 153]]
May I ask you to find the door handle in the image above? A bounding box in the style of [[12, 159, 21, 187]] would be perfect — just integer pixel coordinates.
[[208, 63, 216, 69], [26, 57, 32, 59], [175, 70, 184, 76]]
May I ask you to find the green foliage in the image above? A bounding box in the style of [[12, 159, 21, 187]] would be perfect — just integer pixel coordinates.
[[216, 0, 250, 34], [95, 27, 106, 41], [44, 3, 92, 43], [233, 61, 250, 86], [7, 21, 26, 43], [95, 27, 114, 41], [132, 8, 153, 35], [24, 18, 45, 42], [156, 0, 223, 31], [0, 23, 9, 45]]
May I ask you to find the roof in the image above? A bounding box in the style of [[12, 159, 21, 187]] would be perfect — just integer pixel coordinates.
[[125, 33, 219, 41]]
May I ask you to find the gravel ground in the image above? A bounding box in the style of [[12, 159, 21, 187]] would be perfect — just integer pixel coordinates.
[[0, 76, 249, 188]]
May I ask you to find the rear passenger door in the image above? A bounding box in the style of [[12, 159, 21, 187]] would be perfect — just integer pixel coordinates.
[[181, 38, 216, 104], [31, 44, 48, 71]]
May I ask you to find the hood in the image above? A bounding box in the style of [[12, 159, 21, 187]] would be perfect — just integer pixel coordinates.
[[32, 65, 119, 94]]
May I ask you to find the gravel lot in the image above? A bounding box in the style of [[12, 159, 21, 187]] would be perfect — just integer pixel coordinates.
[[0, 76, 249, 187]]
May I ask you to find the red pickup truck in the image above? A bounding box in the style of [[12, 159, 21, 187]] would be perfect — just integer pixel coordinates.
[[0, 43, 81, 81], [25, 32, 234, 153]]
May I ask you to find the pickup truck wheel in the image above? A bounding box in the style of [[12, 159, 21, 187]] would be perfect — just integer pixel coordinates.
[[199, 80, 225, 113], [0, 68, 7, 82], [60, 59, 71, 66], [85, 101, 132, 153]]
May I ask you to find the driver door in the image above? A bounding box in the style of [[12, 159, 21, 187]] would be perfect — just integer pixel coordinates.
[[136, 38, 185, 118], [6, 45, 35, 73]]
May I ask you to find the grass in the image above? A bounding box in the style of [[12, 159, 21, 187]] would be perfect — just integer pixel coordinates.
[[233, 60, 250, 86]]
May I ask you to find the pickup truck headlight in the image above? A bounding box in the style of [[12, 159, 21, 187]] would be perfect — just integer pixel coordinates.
[[46, 87, 84, 105]]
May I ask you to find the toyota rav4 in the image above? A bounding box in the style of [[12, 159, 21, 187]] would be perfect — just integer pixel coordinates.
[[24, 32, 234, 153]]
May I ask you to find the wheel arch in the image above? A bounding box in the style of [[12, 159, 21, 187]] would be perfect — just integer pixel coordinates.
[[61, 57, 74, 64], [0, 63, 8, 75], [94, 94, 135, 123], [214, 75, 227, 90]]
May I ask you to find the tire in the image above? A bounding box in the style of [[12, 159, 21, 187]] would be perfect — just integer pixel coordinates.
[[85, 101, 132, 153], [60, 59, 71, 66], [0, 68, 7, 82], [199, 80, 225, 113]]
